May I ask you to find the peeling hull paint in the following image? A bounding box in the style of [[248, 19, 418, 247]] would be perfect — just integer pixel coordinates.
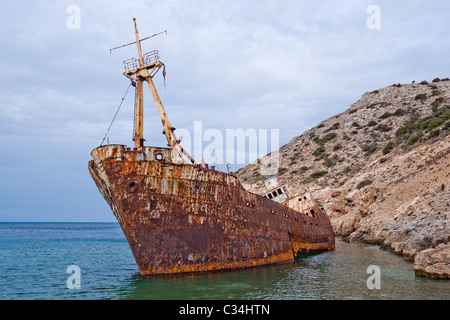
[[89, 144, 335, 275]]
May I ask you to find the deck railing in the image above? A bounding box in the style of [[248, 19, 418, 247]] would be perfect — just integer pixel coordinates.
[[123, 50, 160, 72]]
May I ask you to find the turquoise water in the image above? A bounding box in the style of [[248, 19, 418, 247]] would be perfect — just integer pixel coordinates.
[[0, 223, 448, 300]]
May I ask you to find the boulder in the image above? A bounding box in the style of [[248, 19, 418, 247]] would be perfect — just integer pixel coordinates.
[[414, 244, 450, 279]]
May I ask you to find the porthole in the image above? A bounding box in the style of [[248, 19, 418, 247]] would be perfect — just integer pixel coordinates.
[[155, 153, 163, 161], [127, 180, 138, 193]]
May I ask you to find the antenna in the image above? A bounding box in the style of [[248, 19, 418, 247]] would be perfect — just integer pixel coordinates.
[[110, 29, 167, 54], [226, 162, 231, 174]]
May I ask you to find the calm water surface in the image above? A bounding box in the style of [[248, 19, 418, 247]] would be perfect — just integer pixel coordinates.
[[0, 223, 448, 300]]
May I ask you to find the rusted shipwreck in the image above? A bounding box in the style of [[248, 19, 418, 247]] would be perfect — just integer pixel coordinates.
[[89, 19, 335, 275]]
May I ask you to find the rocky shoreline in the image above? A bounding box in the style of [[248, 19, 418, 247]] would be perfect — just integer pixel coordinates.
[[324, 138, 449, 279], [338, 236, 449, 279]]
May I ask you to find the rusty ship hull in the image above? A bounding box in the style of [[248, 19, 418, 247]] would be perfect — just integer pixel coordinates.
[[89, 144, 335, 275]]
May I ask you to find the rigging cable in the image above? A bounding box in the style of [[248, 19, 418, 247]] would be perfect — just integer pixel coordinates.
[[100, 82, 133, 146]]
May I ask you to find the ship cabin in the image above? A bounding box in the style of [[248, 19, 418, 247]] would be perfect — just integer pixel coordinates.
[[262, 175, 290, 203], [262, 175, 325, 218], [282, 193, 319, 217]]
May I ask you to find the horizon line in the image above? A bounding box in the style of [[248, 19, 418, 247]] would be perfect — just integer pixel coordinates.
[[0, 221, 119, 223]]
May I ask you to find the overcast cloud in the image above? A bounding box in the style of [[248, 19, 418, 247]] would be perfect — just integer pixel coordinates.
[[0, 0, 449, 221]]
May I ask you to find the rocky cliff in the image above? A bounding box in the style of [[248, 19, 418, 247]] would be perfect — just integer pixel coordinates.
[[235, 78, 450, 279]]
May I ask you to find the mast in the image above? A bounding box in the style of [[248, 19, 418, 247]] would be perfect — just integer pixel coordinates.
[[133, 79, 145, 148], [132, 18, 146, 149], [133, 18, 145, 67], [118, 18, 195, 164]]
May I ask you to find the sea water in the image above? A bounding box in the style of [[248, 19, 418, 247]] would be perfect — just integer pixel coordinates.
[[0, 222, 448, 300]]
